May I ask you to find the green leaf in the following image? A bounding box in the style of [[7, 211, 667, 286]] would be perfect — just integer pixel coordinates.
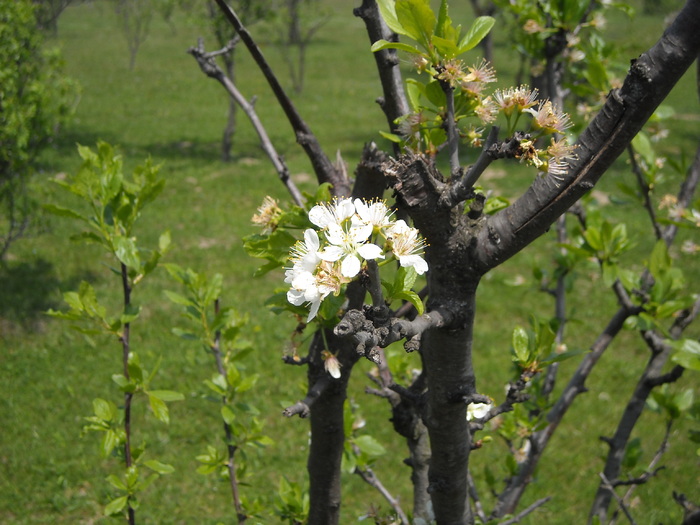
[[113, 235, 140, 269], [432, 35, 459, 58], [648, 240, 671, 278], [104, 495, 129, 516], [43, 203, 87, 222], [221, 405, 236, 425], [127, 353, 144, 383], [395, 266, 417, 292], [671, 339, 700, 371], [69, 231, 110, 249], [101, 430, 120, 458], [435, 0, 450, 38], [379, 130, 402, 143], [512, 326, 530, 364], [370, 39, 423, 55], [106, 474, 127, 491], [93, 398, 115, 421], [171, 327, 199, 341], [148, 394, 170, 424], [164, 290, 195, 307], [143, 460, 175, 475], [354, 435, 386, 457], [148, 390, 185, 402], [458, 16, 495, 53], [395, 0, 436, 50], [112, 374, 137, 394], [158, 229, 171, 253], [394, 291, 424, 315], [120, 303, 141, 325], [632, 131, 655, 166], [376, 0, 411, 37]]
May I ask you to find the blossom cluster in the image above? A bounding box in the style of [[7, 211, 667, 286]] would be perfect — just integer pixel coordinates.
[[285, 198, 428, 322]]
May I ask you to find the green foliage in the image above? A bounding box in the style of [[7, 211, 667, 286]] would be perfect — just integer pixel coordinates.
[[47, 142, 179, 520], [46, 141, 170, 279], [166, 263, 273, 517], [342, 400, 386, 475], [381, 266, 424, 315], [274, 477, 309, 524], [511, 315, 580, 371], [373, 0, 494, 62], [0, 0, 78, 255]]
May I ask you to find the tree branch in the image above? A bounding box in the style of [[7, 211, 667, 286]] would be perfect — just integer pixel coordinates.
[[188, 38, 305, 206], [476, 3, 700, 272], [439, 126, 500, 208], [598, 473, 637, 525], [354, 0, 409, 145], [354, 463, 410, 525], [282, 374, 330, 418], [212, 0, 348, 195], [499, 496, 553, 525]]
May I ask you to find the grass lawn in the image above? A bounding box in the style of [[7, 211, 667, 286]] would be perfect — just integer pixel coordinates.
[[1, 0, 697, 523]]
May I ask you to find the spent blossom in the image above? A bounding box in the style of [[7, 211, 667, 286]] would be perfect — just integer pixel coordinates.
[[526, 100, 573, 134], [251, 195, 282, 233], [322, 350, 342, 379], [493, 85, 539, 117]]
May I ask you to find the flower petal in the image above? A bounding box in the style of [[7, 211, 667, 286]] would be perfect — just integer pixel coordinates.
[[399, 254, 428, 275], [318, 246, 344, 262], [309, 205, 333, 229], [287, 289, 306, 306], [340, 255, 361, 278], [335, 198, 356, 221], [357, 243, 385, 261]]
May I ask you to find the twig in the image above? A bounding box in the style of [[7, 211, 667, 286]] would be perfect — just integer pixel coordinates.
[[211, 298, 247, 524], [599, 473, 637, 525], [468, 470, 488, 524], [499, 496, 553, 524], [119, 262, 136, 525], [282, 375, 331, 418], [609, 420, 673, 525], [354, 463, 410, 524], [628, 145, 663, 240], [439, 126, 500, 207]]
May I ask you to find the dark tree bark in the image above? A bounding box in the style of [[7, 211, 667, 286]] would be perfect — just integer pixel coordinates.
[[381, 3, 700, 522]]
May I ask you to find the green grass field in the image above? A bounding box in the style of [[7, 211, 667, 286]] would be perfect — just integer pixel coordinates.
[[1, 0, 698, 523]]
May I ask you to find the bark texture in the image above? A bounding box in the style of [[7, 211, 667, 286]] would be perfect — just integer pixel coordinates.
[[476, 1, 700, 271]]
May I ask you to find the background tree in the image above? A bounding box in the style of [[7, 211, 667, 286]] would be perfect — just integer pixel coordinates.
[[113, 0, 154, 70], [32, 0, 75, 35], [0, 0, 77, 259], [202, 0, 274, 161], [277, 0, 330, 93]]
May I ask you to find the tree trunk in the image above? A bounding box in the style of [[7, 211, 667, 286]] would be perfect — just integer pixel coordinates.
[[307, 336, 347, 525], [421, 284, 478, 524]]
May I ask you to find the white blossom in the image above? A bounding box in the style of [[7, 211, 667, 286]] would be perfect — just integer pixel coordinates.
[[285, 199, 429, 320], [353, 198, 394, 232], [308, 198, 355, 230], [466, 402, 492, 421], [386, 219, 428, 275]]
